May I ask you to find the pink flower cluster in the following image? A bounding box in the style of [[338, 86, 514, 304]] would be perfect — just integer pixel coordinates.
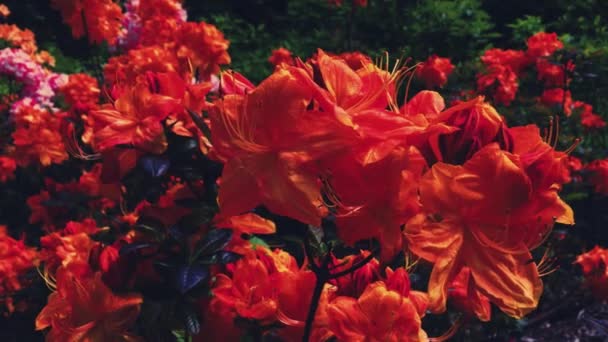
[[0, 48, 66, 112]]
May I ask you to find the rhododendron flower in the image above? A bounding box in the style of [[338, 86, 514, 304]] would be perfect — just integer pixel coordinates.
[[215, 212, 276, 254], [406, 142, 573, 318], [573, 101, 607, 129], [51, 0, 124, 45], [329, 147, 427, 261], [586, 159, 608, 195], [338, 51, 373, 70], [416, 55, 454, 88], [175, 22, 231, 80], [11, 105, 68, 167], [0, 4, 9, 17], [40, 232, 96, 276], [330, 251, 381, 298], [211, 246, 323, 334], [0, 226, 38, 312], [0, 49, 67, 111], [448, 267, 491, 321], [218, 70, 255, 95], [540, 88, 572, 116], [89, 81, 181, 154], [481, 48, 530, 75], [59, 73, 100, 113], [415, 96, 510, 165], [536, 59, 567, 87], [477, 64, 519, 105], [527, 32, 564, 59], [118, 0, 187, 49], [293, 49, 395, 128], [575, 246, 608, 300], [268, 47, 294, 68], [210, 68, 352, 225], [0, 156, 16, 182], [36, 268, 142, 341], [327, 280, 428, 341], [104, 46, 180, 86]]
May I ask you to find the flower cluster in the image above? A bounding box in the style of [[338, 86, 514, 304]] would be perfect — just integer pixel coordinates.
[[0, 2, 606, 341]]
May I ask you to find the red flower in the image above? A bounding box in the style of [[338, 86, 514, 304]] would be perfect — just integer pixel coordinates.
[[51, 0, 124, 45], [477, 64, 519, 105], [0, 156, 16, 182], [540, 88, 572, 116], [0, 226, 38, 313], [175, 22, 231, 80], [89, 81, 180, 154], [268, 47, 294, 68], [481, 48, 531, 75], [575, 246, 608, 300], [35, 268, 142, 341], [526, 32, 564, 59], [536, 59, 567, 87], [416, 55, 455, 88], [585, 159, 608, 195]]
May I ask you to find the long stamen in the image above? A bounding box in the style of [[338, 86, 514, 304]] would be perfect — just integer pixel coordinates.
[[536, 247, 559, 277], [553, 116, 560, 148], [546, 116, 554, 145], [401, 62, 422, 115], [37, 267, 56, 291], [564, 138, 581, 154]]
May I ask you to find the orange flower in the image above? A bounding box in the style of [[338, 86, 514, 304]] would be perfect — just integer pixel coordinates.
[[448, 267, 491, 321], [416, 55, 455, 88], [406, 143, 573, 318], [175, 22, 231, 80], [51, 0, 123, 45], [293, 49, 395, 128], [0, 24, 37, 55], [416, 96, 509, 165], [0, 4, 9, 17], [35, 268, 142, 342], [210, 69, 345, 225], [212, 250, 278, 322], [40, 232, 96, 276], [89, 81, 180, 154], [575, 246, 608, 300], [10, 104, 68, 167], [215, 212, 276, 254], [329, 147, 426, 261], [327, 280, 428, 341], [104, 46, 180, 86], [60, 73, 100, 113]]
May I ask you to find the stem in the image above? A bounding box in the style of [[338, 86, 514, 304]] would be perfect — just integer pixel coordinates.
[[302, 270, 327, 342], [302, 239, 331, 342], [328, 248, 378, 279], [301, 244, 379, 341]]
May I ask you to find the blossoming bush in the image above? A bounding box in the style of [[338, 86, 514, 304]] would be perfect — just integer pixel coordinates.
[[0, 1, 607, 341]]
